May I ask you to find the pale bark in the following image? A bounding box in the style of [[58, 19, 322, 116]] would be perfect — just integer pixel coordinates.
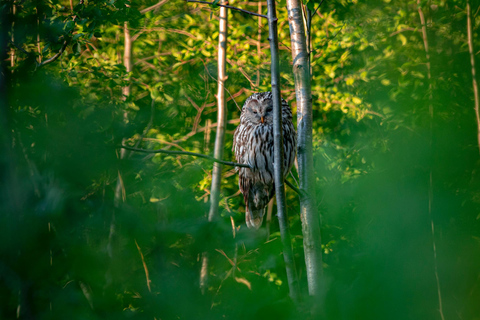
[[208, 1, 228, 223], [417, 3, 445, 320], [114, 21, 131, 209], [10, 4, 15, 68], [200, 2, 228, 294], [266, 0, 300, 303], [286, 0, 323, 300], [110, 21, 132, 257], [256, 2, 262, 87], [467, 0, 480, 154]]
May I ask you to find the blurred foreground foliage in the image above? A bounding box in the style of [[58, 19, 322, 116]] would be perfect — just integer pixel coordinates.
[[1, 0, 480, 319]]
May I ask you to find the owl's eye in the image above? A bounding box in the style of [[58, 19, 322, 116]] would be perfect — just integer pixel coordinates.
[[252, 110, 258, 114], [266, 107, 273, 112]]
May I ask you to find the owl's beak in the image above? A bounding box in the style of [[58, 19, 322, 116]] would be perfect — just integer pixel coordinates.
[[260, 116, 265, 123]]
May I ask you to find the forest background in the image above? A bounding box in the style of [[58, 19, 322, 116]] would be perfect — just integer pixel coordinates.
[[1, 0, 480, 319]]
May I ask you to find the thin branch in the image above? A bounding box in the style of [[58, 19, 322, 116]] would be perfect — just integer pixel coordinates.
[[200, 59, 241, 110], [310, 23, 345, 55], [9, 41, 30, 56], [311, 0, 325, 18], [37, 40, 68, 68], [140, 0, 168, 14], [119, 145, 251, 168], [187, 0, 268, 19], [389, 27, 420, 37], [142, 138, 186, 151], [134, 239, 152, 292], [285, 179, 301, 196]]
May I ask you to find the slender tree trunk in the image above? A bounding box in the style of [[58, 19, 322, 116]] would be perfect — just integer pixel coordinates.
[[305, 6, 312, 79], [467, 0, 480, 154], [110, 21, 132, 257], [200, 2, 228, 294], [208, 0, 228, 230], [10, 3, 15, 69], [114, 21, 131, 207], [266, 0, 300, 304], [286, 0, 323, 300], [417, 3, 445, 320], [256, 2, 262, 87], [122, 21, 132, 100]]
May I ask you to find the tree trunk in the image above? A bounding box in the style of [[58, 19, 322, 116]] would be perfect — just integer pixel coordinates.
[[10, 4, 15, 68], [417, 3, 445, 320], [266, 0, 300, 303], [200, 1, 228, 294], [208, 0, 228, 228], [285, 0, 323, 300], [110, 21, 132, 258], [467, 0, 480, 154], [114, 21, 131, 207]]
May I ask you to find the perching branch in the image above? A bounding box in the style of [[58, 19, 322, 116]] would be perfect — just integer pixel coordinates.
[[186, 0, 268, 19], [119, 145, 251, 168]]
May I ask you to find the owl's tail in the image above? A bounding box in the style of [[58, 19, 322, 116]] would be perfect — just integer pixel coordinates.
[[245, 206, 265, 229]]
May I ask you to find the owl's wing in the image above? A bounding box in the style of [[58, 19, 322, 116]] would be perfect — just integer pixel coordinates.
[[233, 123, 249, 169]]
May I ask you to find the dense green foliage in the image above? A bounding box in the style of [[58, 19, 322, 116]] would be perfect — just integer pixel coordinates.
[[1, 0, 480, 319]]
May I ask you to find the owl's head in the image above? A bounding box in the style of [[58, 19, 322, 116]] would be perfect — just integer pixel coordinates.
[[241, 92, 275, 125]]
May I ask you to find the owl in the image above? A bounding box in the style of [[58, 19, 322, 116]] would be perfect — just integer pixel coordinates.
[[233, 92, 297, 229]]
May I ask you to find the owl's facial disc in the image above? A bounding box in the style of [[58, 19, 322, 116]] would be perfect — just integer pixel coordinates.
[[248, 99, 273, 125]]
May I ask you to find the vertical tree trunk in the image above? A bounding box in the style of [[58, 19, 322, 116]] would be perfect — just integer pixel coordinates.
[[0, 1, 12, 180], [114, 21, 131, 208], [417, 3, 445, 320], [286, 0, 323, 300], [467, 0, 480, 154], [208, 0, 228, 228], [200, 1, 228, 294], [110, 21, 132, 257], [266, 0, 300, 303], [10, 3, 15, 69], [256, 2, 262, 87]]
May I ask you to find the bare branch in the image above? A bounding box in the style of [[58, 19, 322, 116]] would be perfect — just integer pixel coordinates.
[[9, 41, 29, 56], [37, 40, 68, 68], [311, 0, 325, 18], [285, 179, 301, 196], [140, 0, 168, 14], [119, 145, 251, 168], [134, 239, 152, 292], [187, 0, 268, 19]]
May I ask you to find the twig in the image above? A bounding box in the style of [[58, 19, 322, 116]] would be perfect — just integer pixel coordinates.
[[119, 145, 251, 168], [128, 99, 156, 159], [285, 179, 301, 196], [311, 0, 325, 18], [187, 0, 268, 19], [9, 41, 29, 56], [200, 59, 241, 110], [134, 239, 152, 292]]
